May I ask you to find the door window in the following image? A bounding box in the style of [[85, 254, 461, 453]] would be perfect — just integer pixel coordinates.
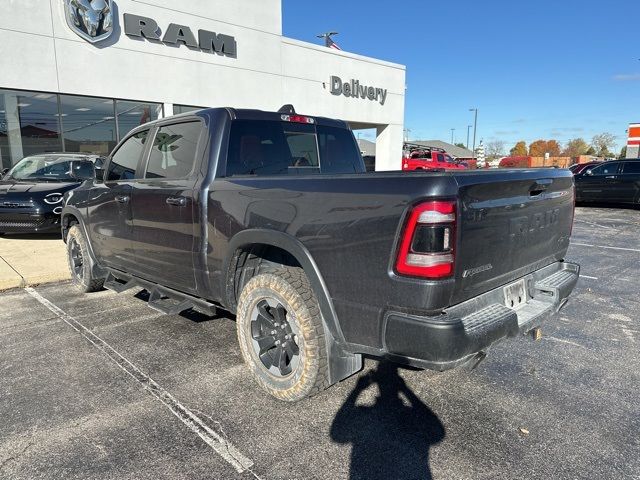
[[588, 163, 619, 176], [622, 162, 640, 174], [106, 130, 149, 181], [145, 122, 202, 179]]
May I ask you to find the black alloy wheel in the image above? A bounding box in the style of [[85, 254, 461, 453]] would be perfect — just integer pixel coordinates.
[[68, 236, 84, 280], [250, 298, 300, 377]]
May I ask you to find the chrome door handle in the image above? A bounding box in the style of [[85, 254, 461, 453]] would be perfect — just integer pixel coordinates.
[[605, 176, 616, 179], [115, 194, 130, 204], [166, 196, 187, 207]]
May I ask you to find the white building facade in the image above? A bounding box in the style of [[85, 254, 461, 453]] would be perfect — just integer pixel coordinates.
[[0, 0, 405, 171]]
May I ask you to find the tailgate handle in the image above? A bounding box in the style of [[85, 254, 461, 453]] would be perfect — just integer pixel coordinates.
[[530, 179, 552, 197]]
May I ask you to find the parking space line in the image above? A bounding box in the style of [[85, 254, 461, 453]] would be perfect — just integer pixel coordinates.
[[571, 242, 640, 253], [580, 275, 598, 280], [24, 287, 255, 475], [574, 219, 614, 230]]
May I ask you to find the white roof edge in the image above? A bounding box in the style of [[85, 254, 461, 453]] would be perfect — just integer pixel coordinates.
[[281, 37, 406, 70]]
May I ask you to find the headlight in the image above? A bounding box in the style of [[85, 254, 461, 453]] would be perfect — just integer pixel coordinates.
[[44, 192, 64, 205]]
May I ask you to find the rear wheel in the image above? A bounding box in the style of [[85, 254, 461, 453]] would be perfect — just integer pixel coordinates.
[[236, 267, 329, 401], [66, 225, 104, 293]]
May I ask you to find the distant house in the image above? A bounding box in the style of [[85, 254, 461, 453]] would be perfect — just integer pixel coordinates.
[[411, 140, 474, 160]]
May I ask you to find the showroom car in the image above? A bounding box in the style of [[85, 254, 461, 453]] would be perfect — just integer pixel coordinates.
[[0, 153, 100, 234], [574, 159, 640, 205]]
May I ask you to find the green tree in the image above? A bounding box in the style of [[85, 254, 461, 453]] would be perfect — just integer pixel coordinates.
[[510, 141, 528, 156], [454, 142, 466, 149], [619, 146, 627, 159], [563, 138, 589, 157], [585, 146, 596, 155]]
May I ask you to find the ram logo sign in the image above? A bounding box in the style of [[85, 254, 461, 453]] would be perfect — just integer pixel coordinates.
[[64, 0, 114, 43]]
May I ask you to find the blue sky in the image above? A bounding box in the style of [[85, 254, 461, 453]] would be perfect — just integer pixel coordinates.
[[282, 0, 640, 153]]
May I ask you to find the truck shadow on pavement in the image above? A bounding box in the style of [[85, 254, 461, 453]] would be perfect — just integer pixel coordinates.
[[331, 361, 445, 480]]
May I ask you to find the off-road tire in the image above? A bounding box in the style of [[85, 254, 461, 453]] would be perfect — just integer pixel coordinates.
[[66, 225, 104, 293], [236, 267, 329, 401]]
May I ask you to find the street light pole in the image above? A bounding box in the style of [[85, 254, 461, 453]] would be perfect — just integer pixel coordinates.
[[450, 128, 455, 144], [469, 108, 478, 164], [466, 125, 472, 149]]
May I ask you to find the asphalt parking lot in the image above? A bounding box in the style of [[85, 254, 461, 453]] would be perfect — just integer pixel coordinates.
[[1, 206, 639, 480]]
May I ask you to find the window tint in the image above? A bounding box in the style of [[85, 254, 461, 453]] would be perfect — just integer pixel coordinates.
[[622, 162, 640, 174], [145, 122, 202, 179], [317, 125, 363, 174], [106, 130, 148, 181], [227, 121, 317, 176], [226, 121, 363, 177], [589, 163, 618, 176]]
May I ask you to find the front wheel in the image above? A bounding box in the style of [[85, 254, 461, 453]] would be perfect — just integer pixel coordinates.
[[66, 225, 104, 293], [236, 267, 329, 401]]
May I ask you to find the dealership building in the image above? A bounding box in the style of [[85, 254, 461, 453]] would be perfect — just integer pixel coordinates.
[[0, 0, 406, 171]]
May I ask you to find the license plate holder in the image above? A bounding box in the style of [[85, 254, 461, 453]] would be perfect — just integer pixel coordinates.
[[503, 279, 527, 310]]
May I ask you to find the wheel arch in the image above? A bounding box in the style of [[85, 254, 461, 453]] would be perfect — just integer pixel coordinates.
[[223, 229, 345, 345], [61, 206, 107, 280]]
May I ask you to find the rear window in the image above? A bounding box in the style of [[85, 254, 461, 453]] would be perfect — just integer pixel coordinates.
[[225, 120, 363, 177], [622, 162, 640, 174]]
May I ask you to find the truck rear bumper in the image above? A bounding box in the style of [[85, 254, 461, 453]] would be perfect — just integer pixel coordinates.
[[383, 261, 579, 371]]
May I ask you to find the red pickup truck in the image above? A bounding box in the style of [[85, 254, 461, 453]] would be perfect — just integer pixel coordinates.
[[402, 143, 468, 171]]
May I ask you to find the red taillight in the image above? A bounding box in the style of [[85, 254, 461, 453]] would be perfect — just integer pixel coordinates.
[[281, 114, 315, 124], [395, 200, 456, 279]]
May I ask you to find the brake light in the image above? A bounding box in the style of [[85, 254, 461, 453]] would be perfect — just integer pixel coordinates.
[[281, 114, 315, 124], [395, 200, 456, 279]]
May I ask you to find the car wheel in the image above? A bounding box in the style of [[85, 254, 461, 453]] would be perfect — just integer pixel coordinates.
[[236, 267, 329, 401], [66, 225, 104, 293]]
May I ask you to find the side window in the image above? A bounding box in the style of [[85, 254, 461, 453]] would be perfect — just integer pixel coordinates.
[[106, 130, 148, 181], [589, 163, 619, 176], [317, 125, 363, 174], [622, 162, 640, 174], [146, 122, 202, 179]]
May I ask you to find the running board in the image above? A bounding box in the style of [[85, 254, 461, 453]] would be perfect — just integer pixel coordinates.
[[103, 270, 217, 316]]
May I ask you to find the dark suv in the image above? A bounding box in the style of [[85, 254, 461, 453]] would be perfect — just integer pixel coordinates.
[[574, 160, 640, 205]]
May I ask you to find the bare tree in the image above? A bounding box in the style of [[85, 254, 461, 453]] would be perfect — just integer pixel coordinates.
[[485, 140, 506, 160], [591, 133, 617, 157]]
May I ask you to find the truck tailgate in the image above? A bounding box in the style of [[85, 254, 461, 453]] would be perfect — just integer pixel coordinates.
[[450, 169, 574, 305]]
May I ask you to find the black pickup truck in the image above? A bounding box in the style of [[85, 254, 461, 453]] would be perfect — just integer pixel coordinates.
[[62, 106, 579, 401]]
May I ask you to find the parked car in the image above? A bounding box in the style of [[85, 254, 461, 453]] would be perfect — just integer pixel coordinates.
[[0, 154, 100, 235], [402, 143, 467, 170], [574, 159, 640, 205], [62, 106, 578, 401], [569, 161, 602, 175]]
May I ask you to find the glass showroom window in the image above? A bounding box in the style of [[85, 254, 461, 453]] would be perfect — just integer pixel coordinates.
[[0, 89, 62, 169], [59, 94, 118, 156], [173, 104, 206, 115], [116, 100, 163, 139]]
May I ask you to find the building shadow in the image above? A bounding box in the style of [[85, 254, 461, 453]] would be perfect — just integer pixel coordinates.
[[330, 361, 445, 480]]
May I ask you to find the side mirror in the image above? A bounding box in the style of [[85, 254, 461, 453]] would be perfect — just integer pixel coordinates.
[[94, 166, 105, 183], [0, 168, 8, 179]]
